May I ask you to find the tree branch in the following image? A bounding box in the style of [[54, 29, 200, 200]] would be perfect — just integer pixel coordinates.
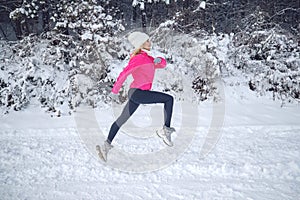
[[0, 5, 13, 12], [270, 7, 300, 19]]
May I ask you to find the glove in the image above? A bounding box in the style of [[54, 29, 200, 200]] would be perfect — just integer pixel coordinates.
[[154, 57, 162, 64], [109, 93, 119, 102]]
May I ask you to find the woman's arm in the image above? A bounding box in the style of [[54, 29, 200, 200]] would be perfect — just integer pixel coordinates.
[[111, 56, 145, 94], [154, 57, 167, 69], [111, 63, 136, 94]]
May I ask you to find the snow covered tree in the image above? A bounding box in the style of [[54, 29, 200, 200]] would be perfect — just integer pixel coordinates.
[[1, 0, 126, 115], [8, 0, 43, 38], [51, 0, 123, 37], [45, 0, 125, 110], [130, 0, 174, 30]]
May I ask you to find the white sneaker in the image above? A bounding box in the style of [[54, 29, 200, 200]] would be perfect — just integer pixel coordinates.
[[96, 141, 113, 162], [156, 125, 176, 147]]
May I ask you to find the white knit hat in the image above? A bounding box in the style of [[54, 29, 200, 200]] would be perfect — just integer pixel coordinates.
[[128, 31, 149, 49]]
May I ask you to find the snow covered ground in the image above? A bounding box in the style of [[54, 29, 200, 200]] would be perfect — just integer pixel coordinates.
[[1, 85, 300, 200]]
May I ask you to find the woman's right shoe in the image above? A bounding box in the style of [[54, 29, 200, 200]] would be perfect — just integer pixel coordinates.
[[156, 125, 176, 147], [96, 141, 113, 162]]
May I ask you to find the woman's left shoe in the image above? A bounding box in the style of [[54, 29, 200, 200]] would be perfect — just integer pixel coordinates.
[[156, 125, 176, 147], [96, 141, 113, 162]]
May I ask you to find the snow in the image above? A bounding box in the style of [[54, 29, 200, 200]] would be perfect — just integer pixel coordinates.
[[81, 32, 93, 40], [200, 1, 206, 10], [1, 84, 300, 199]]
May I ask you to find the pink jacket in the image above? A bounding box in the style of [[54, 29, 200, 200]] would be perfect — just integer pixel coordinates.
[[111, 51, 167, 94]]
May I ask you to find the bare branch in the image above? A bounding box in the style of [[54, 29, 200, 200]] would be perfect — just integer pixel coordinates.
[[270, 7, 300, 19]]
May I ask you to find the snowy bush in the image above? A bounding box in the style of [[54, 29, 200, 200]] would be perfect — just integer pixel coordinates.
[[150, 23, 299, 104], [150, 23, 232, 102], [1, 20, 299, 115], [231, 28, 300, 104], [1, 0, 126, 115], [0, 30, 123, 115]]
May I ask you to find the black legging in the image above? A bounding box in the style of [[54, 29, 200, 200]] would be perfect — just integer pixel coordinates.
[[107, 88, 174, 143]]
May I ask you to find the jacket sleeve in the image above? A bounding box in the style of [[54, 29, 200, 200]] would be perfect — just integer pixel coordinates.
[[154, 57, 167, 69], [111, 58, 138, 94]]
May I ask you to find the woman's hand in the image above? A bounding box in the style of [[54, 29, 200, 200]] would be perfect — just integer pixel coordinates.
[[154, 57, 162, 64], [109, 93, 119, 102]]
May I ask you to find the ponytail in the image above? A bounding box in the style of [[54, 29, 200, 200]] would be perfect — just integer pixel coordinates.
[[130, 48, 142, 59]]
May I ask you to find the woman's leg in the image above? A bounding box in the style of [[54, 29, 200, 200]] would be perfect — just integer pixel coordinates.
[[107, 98, 139, 143], [129, 89, 174, 128], [106, 88, 174, 144]]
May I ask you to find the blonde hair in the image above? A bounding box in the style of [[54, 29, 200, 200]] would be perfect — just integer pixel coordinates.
[[130, 48, 142, 59]]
